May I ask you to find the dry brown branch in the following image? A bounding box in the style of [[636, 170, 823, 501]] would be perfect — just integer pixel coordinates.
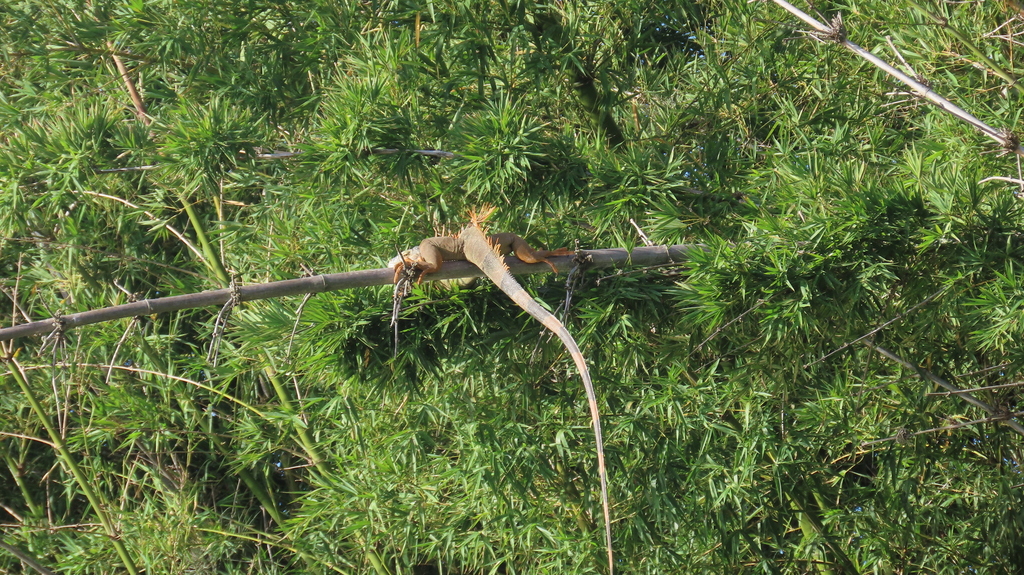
[[108, 42, 150, 125], [766, 0, 1024, 156]]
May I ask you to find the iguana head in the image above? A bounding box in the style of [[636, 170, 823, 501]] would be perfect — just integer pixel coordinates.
[[387, 246, 421, 269]]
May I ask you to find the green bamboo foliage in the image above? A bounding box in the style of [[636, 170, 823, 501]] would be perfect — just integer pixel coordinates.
[[2, 0, 1024, 573]]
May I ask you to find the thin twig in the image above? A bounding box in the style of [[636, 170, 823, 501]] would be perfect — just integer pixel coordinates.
[[94, 165, 160, 173], [105, 282, 140, 384], [370, 148, 459, 158], [861, 412, 1024, 446], [885, 35, 919, 79], [630, 218, 653, 246], [863, 341, 1024, 436], [105, 318, 139, 385], [2, 237, 207, 280], [927, 380, 1024, 396], [0, 431, 57, 448], [955, 362, 1011, 379], [72, 190, 205, 261], [689, 298, 767, 357], [65, 363, 263, 416], [979, 176, 1024, 185], [286, 293, 314, 359], [804, 286, 947, 368], [2, 288, 33, 327], [979, 175, 1024, 196]]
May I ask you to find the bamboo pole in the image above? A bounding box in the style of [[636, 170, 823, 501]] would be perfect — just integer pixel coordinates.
[[1, 244, 700, 342]]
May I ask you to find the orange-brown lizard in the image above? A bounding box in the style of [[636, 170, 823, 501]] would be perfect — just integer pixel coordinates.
[[391, 211, 613, 574]]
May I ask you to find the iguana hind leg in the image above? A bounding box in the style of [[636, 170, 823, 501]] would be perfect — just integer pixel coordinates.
[[492, 233, 573, 274]]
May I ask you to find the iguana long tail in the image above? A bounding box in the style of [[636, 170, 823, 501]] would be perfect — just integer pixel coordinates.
[[461, 225, 613, 575]]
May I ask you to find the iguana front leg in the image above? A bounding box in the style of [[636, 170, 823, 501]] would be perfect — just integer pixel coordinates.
[[391, 236, 466, 284]]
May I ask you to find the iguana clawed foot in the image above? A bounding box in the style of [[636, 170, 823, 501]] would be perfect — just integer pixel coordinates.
[[391, 260, 435, 285], [389, 246, 436, 285]]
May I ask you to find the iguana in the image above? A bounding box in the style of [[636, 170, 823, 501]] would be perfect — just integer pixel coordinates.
[[391, 210, 614, 574]]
